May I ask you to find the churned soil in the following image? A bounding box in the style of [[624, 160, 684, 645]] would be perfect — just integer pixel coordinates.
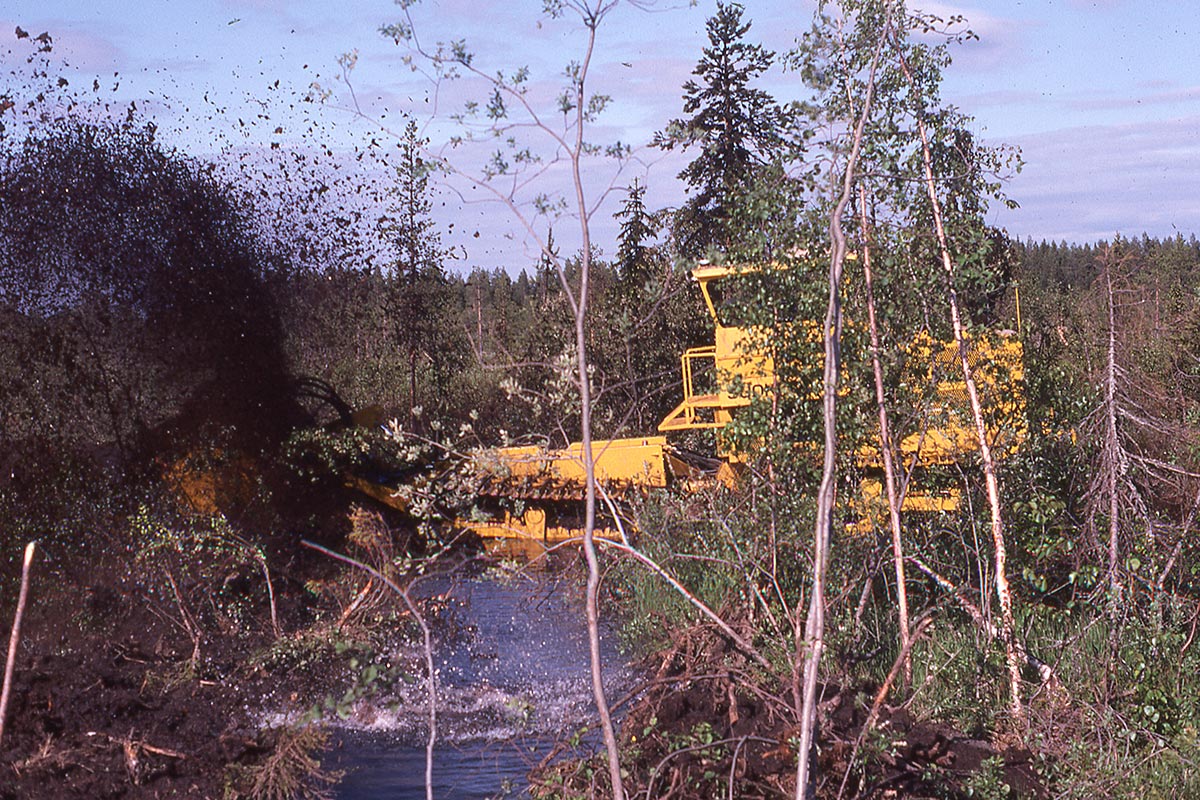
[[3, 515, 1047, 800], [0, 547, 330, 800], [532, 619, 1049, 800]]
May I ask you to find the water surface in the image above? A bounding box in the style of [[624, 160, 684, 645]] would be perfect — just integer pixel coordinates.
[[331, 567, 633, 799]]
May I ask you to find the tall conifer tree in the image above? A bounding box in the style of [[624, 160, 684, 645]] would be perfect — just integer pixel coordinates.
[[657, 2, 798, 258], [613, 178, 657, 292], [381, 120, 456, 428]]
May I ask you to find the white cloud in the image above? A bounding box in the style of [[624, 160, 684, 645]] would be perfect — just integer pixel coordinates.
[[992, 116, 1200, 242]]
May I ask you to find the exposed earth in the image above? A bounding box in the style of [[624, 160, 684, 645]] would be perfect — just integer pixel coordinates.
[[0, 536, 351, 798], [531, 619, 1048, 799], [1, 483, 1048, 799]]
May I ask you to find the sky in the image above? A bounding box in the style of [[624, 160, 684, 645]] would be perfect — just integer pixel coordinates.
[[3, 0, 1198, 273]]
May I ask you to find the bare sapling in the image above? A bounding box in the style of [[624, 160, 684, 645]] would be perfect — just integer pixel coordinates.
[[794, 22, 887, 799], [855, 141, 912, 687], [896, 43, 1025, 732], [327, 6, 632, 792], [303, 540, 437, 800], [0, 541, 36, 748], [1104, 263, 1121, 619]]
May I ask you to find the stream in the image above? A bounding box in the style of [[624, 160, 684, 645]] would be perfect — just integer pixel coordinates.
[[328, 566, 635, 799]]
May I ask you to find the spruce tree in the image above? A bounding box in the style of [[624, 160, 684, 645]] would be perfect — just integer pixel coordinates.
[[384, 121, 448, 285], [656, 2, 798, 258], [380, 120, 457, 428], [613, 178, 658, 293]]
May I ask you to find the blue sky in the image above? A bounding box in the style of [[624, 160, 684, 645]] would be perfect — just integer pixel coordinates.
[[3, 1, 1198, 272]]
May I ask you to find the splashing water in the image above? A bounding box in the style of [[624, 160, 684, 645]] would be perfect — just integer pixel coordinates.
[[330, 567, 635, 799]]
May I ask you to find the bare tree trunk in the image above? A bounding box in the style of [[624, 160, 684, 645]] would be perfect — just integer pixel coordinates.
[[564, 13, 625, 798], [374, 6, 632, 794], [409, 345, 419, 432], [1104, 264, 1122, 620], [856, 191, 912, 685], [897, 49, 1026, 733], [794, 29, 885, 799], [0, 542, 36, 748]]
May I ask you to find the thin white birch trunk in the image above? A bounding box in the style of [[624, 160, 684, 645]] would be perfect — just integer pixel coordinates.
[[794, 27, 886, 799], [897, 48, 1026, 732], [856, 193, 912, 685]]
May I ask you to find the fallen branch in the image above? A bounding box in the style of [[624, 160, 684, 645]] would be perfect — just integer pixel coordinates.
[[136, 740, 187, 759], [593, 538, 773, 672], [254, 552, 282, 639], [907, 554, 1058, 688], [836, 611, 935, 800]]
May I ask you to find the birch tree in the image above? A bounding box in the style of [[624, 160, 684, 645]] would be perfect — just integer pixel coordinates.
[[892, 19, 1026, 732], [364, 3, 639, 795], [792, 5, 890, 795], [790, 4, 1027, 787]]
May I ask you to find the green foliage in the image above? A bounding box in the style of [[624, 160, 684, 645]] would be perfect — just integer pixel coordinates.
[[793, 2, 1020, 332], [613, 178, 659, 292], [284, 426, 378, 484], [380, 119, 466, 430], [962, 756, 1011, 799], [590, 256, 711, 436], [249, 626, 365, 675], [656, 721, 728, 794], [723, 258, 872, 444], [0, 448, 131, 573], [276, 264, 468, 428], [922, 630, 1007, 735], [1015, 599, 1200, 798], [611, 485, 807, 670], [12, 5, 1200, 799], [308, 639, 402, 723]]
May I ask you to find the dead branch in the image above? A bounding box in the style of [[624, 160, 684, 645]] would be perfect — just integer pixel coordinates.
[[302, 540, 437, 800], [836, 611, 935, 800], [907, 554, 1058, 688]]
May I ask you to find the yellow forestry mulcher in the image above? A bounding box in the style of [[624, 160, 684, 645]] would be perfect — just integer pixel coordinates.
[[356, 262, 1026, 546]]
